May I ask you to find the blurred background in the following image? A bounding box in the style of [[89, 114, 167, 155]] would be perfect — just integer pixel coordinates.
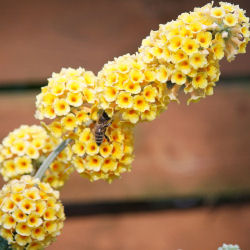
[[0, 0, 250, 249]]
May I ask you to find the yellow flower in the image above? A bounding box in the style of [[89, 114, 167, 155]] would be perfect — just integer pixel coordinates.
[[177, 60, 191, 74], [79, 128, 93, 143], [73, 156, 85, 173], [133, 95, 149, 112], [13, 209, 27, 222], [151, 46, 164, 58], [25, 188, 40, 201], [143, 86, 157, 103], [129, 69, 144, 83], [83, 88, 96, 103], [171, 49, 187, 63], [11, 193, 23, 204], [99, 143, 113, 158], [190, 53, 207, 69], [171, 71, 186, 85], [2, 160, 16, 177], [44, 221, 57, 233], [121, 154, 134, 165], [16, 223, 31, 236], [196, 32, 212, 48], [117, 61, 130, 74], [188, 22, 202, 33], [111, 142, 124, 160], [54, 99, 70, 116], [124, 81, 141, 94], [67, 80, 83, 93], [169, 36, 182, 52], [35, 201, 46, 217], [50, 82, 65, 96], [75, 108, 91, 125], [144, 70, 156, 82], [43, 207, 56, 221], [182, 38, 199, 55], [122, 109, 140, 124], [31, 227, 45, 241], [104, 87, 118, 102], [116, 92, 133, 109], [61, 113, 77, 131], [212, 44, 224, 60], [223, 13, 237, 26], [2, 214, 16, 229], [66, 92, 83, 107], [102, 158, 118, 173], [27, 213, 43, 227], [84, 71, 96, 86], [15, 156, 32, 174], [49, 121, 63, 137], [219, 2, 234, 13], [192, 73, 208, 89], [26, 146, 39, 159], [20, 199, 36, 214], [211, 7, 225, 18], [85, 155, 103, 171], [86, 141, 99, 156], [110, 130, 124, 143], [72, 142, 86, 156], [141, 105, 157, 121], [12, 140, 27, 156], [106, 71, 118, 85], [156, 65, 169, 83], [15, 234, 31, 246], [42, 93, 55, 106]]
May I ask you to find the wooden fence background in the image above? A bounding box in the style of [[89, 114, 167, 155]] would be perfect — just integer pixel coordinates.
[[0, 1, 250, 249]]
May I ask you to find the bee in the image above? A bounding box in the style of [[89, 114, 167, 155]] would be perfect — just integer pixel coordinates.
[[94, 110, 112, 146]]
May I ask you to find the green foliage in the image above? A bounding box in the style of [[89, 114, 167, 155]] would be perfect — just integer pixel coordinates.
[[0, 235, 12, 250]]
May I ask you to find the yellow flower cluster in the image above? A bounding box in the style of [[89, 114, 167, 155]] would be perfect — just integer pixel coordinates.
[[0, 125, 73, 189], [35, 67, 97, 121], [97, 53, 170, 123], [139, 2, 249, 104], [0, 176, 65, 249], [34, 2, 249, 183], [72, 118, 134, 183]]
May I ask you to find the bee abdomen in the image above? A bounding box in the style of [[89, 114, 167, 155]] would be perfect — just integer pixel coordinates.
[[95, 129, 104, 146]]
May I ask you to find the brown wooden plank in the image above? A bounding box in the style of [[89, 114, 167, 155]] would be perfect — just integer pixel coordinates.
[[0, 0, 249, 84], [0, 85, 249, 202], [48, 205, 250, 250]]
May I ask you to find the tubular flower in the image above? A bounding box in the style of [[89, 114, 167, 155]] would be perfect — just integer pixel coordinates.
[[72, 117, 135, 183], [0, 176, 65, 249], [96, 53, 170, 124], [138, 2, 249, 104], [0, 125, 73, 189]]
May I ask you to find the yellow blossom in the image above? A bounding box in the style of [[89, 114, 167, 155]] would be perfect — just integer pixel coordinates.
[[197, 32, 212, 48], [190, 53, 207, 69], [0, 176, 65, 248], [116, 92, 133, 109], [192, 73, 208, 89], [182, 38, 199, 55], [54, 99, 70, 116], [85, 155, 103, 171], [223, 13, 237, 26], [171, 71, 186, 85], [211, 7, 225, 18]]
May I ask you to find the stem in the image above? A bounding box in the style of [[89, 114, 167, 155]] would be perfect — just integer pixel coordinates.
[[34, 139, 72, 180]]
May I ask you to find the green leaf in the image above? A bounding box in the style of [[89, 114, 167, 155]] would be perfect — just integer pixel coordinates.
[[0, 235, 12, 250]]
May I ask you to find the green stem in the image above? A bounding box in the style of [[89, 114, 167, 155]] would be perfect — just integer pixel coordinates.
[[34, 139, 72, 180]]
